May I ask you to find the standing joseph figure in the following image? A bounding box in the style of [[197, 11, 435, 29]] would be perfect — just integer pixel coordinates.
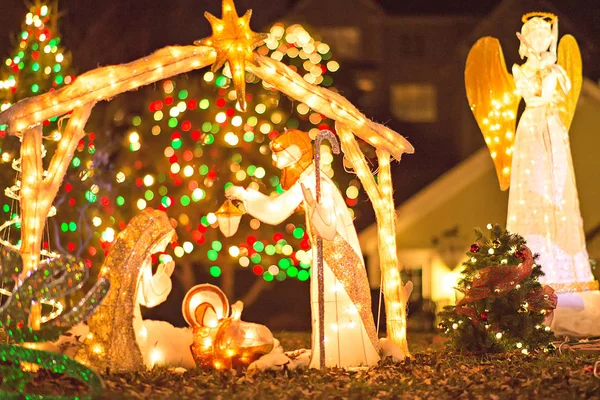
[[466, 13, 600, 337], [225, 129, 380, 368]]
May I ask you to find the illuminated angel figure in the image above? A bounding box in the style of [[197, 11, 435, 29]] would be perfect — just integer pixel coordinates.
[[466, 13, 599, 331], [225, 129, 380, 368]]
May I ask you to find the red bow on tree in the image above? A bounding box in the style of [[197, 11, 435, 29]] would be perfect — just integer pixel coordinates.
[[455, 246, 557, 324]]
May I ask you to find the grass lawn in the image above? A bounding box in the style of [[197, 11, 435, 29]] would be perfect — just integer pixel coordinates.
[[6, 332, 600, 399]]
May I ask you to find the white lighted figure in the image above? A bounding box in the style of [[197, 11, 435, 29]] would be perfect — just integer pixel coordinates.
[[226, 129, 380, 368], [466, 12, 599, 336], [137, 256, 175, 309]]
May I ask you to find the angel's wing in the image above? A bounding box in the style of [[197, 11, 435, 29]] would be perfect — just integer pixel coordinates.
[[557, 34, 582, 131], [465, 37, 521, 191]]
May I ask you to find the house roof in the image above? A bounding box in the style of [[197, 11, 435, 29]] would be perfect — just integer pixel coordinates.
[[358, 147, 493, 252]]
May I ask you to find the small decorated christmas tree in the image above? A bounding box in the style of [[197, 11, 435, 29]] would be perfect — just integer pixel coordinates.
[[438, 224, 557, 353]]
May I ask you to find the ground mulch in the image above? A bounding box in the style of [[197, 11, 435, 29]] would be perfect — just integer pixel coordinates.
[[3, 332, 600, 399]]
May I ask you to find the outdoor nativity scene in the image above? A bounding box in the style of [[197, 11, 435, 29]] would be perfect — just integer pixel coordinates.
[[0, 0, 598, 398]]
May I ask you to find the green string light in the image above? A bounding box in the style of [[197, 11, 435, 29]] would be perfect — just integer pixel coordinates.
[[207, 249, 218, 261], [253, 241, 265, 252], [209, 266, 221, 277], [293, 227, 305, 239], [298, 270, 310, 281], [278, 258, 291, 269], [199, 99, 210, 109], [84, 191, 97, 203], [178, 89, 189, 100], [211, 241, 223, 252], [263, 272, 274, 282], [287, 266, 299, 278]]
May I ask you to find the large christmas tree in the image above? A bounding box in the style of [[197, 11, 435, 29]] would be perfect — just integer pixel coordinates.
[[92, 24, 363, 299], [0, 1, 100, 269], [438, 224, 557, 353]]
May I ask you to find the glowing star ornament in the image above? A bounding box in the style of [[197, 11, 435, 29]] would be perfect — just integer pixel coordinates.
[[194, 0, 267, 111]]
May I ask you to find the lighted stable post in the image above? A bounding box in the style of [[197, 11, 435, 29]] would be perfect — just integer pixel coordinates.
[[336, 122, 412, 358], [18, 103, 94, 278]]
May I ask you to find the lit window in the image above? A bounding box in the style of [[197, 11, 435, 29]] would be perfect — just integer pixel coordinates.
[[390, 83, 437, 123], [357, 78, 375, 92]]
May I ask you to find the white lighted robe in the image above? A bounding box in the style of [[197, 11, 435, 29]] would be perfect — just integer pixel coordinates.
[[241, 165, 380, 368], [135, 260, 194, 368], [507, 62, 593, 288], [507, 60, 600, 337]]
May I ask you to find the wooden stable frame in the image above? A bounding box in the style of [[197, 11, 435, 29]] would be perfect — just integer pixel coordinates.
[[0, 36, 414, 357]]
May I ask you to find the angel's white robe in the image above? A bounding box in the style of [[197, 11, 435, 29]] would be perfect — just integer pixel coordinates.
[[242, 165, 380, 368], [507, 61, 600, 337], [507, 63, 593, 288]]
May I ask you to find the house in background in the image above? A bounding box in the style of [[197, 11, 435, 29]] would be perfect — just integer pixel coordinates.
[[359, 79, 600, 309], [282, 0, 480, 190], [280, 0, 599, 232], [280, 0, 600, 309]]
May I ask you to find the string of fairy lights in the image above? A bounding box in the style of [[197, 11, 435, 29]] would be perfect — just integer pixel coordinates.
[[0, 3, 85, 323], [0, 3, 96, 268], [0, 6, 364, 285], [88, 24, 363, 283], [0, 5, 360, 281]]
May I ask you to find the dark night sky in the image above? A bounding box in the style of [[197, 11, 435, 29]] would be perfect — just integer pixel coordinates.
[[1, 0, 598, 73]]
